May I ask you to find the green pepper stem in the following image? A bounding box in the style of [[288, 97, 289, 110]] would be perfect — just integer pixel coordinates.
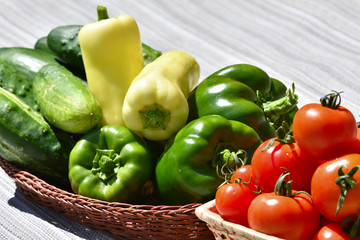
[[97, 6, 109, 21], [262, 82, 298, 124], [139, 103, 171, 130]]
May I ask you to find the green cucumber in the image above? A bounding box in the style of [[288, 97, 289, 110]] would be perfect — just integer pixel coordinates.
[[33, 63, 102, 134], [0, 61, 39, 110], [0, 87, 73, 186], [47, 25, 84, 71], [0, 47, 59, 84], [34, 36, 57, 57]]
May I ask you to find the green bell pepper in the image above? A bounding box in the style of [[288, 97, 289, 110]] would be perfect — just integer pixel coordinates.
[[68, 125, 154, 203], [155, 115, 262, 205], [187, 64, 298, 141]]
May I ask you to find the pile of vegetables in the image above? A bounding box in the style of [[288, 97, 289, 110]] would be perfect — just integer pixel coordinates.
[[0, 5, 357, 239], [215, 90, 360, 239]]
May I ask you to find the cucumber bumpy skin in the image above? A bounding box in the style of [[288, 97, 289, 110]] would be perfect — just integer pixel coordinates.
[[0, 61, 39, 111], [0, 87, 70, 185], [47, 25, 84, 71], [33, 63, 103, 134]]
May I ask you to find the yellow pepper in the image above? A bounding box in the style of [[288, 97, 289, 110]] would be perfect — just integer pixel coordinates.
[[122, 50, 200, 141], [78, 6, 144, 126]]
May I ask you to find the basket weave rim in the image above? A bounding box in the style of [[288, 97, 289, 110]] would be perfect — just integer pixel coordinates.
[[0, 156, 203, 214]]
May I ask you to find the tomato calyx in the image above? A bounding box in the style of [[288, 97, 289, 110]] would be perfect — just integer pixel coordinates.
[[320, 90, 343, 109], [216, 149, 248, 185], [262, 121, 294, 152], [274, 168, 313, 202], [341, 211, 360, 238], [335, 165, 360, 216]]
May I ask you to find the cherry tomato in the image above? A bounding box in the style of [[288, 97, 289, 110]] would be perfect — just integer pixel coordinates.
[[313, 223, 355, 240], [215, 182, 259, 226], [311, 153, 360, 222], [230, 165, 258, 192], [292, 98, 357, 160], [248, 191, 320, 240], [251, 138, 317, 193]]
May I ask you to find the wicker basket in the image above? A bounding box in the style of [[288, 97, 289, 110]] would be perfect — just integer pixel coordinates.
[[195, 200, 283, 240], [0, 156, 214, 240]]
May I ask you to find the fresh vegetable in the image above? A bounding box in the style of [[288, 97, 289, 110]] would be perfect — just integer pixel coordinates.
[[0, 61, 38, 110], [0, 47, 59, 110], [78, 6, 144, 126], [313, 221, 360, 240], [47, 25, 84, 71], [351, 127, 360, 154], [187, 64, 298, 141], [248, 169, 320, 240], [155, 115, 262, 205], [0, 47, 59, 84], [68, 125, 154, 203], [230, 165, 258, 192], [0, 87, 74, 186], [293, 91, 357, 160], [142, 42, 162, 65], [251, 123, 318, 193], [311, 153, 360, 223], [215, 180, 259, 226], [33, 63, 102, 134], [34, 36, 57, 57], [122, 50, 200, 141]]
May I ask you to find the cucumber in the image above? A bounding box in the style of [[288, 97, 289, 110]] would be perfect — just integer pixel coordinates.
[[34, 36, 57, 57], [0, 61, 39, 110], [0, 87, 73, 186], [33, 63, 102, 134], [0, 47, 59, 84], [47, 25, 84, 71]]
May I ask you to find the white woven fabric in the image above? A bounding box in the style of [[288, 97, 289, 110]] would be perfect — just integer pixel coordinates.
[[0, 0, 359, 239]]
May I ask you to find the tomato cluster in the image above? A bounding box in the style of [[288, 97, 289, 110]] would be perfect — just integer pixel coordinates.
[[215, 91, 360, 240]]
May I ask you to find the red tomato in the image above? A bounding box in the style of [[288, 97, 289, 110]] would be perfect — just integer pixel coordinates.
[[292, 102, 357, 160], [311, 153, 360, 222], [230, 165, 258, 192], [248, 191, 320, 240], [215, 182, 258, 226], [350, 128, 360, 154], [251, 138, 317, 193], [313, 223, 355, 240]]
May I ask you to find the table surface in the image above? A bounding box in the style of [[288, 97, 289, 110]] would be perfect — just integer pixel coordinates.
[[0, 1, 359, 239]]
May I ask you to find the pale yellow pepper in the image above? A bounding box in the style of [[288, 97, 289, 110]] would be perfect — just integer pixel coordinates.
[[78, 7, 144, 126], [122, 50, 200, 141]]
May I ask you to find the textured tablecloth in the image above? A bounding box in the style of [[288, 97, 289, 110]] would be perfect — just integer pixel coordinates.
[[0, 0, 359, 239]]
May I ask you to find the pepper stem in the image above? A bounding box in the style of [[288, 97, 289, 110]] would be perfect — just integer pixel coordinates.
[[91, 149, 121, 182], [97, 6, 109, 21], [139, 103, 171, 130], [335, 165, 360, 216], [261, 82, 298, 124]]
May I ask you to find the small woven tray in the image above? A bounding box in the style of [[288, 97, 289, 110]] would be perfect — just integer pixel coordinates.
[[0, 156, 214, 240], [195, 200, 283, 240]]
